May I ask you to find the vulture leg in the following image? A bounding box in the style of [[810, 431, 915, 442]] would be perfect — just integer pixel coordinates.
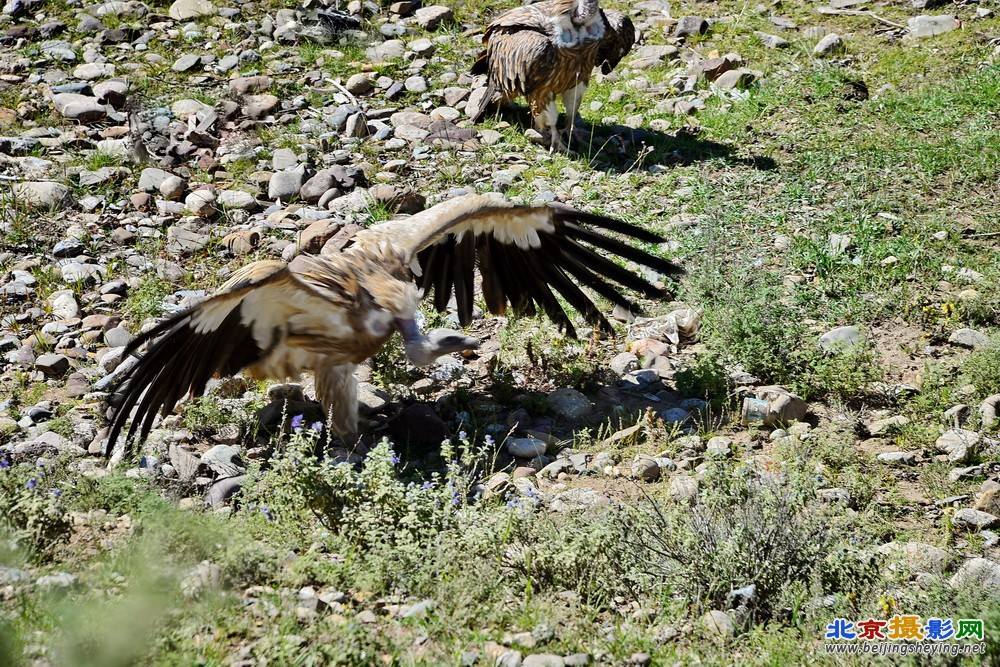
[[533, 97, 567, 153], [561, 82, 589, 146], [314, 363, 366, 457]]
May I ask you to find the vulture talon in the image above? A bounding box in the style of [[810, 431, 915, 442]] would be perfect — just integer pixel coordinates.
[[102, 194, 682, 460]]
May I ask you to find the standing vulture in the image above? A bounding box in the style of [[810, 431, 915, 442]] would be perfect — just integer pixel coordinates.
[[104, 194, 680, 459], [470, 0, 635, 150]]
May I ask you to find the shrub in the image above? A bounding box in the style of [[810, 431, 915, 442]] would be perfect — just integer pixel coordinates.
[[630, 463, 845, 622], [0, 456, 72, 562]]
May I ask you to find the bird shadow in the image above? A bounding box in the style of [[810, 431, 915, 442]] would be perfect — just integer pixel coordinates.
[[488, 104, 777, 173]]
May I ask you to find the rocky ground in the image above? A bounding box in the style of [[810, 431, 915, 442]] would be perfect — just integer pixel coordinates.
[[1, 0, 1000, 665]]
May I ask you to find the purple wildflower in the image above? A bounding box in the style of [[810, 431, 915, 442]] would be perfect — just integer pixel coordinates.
[[261, 506, 273, 521], [484, 434, 495, 446], [451, 490, 462, 506], [458, 430, 467, 441], [391, 454, 401, 465], [0, 458, 9, 470], [26, 479, 37, 489], [310, 421, 324, 432], [290, 414, 304, 429], [50, 488, 63, 498], [421, 481, 434, 490]]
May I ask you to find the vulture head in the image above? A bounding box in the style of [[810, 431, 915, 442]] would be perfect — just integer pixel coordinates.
[[572, 0, 601, 26], [396, 322, 480, 366]]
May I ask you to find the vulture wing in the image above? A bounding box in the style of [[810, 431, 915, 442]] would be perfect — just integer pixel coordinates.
[[357, 195, 682, 338], [596, 10, 636, 75], [105, 257, 356, 457], [470, 3, 558, 102]]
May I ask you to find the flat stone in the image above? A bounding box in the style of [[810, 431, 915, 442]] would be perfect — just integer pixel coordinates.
[[877, 451, 916, 465], [953, 508, 999, 530], [909, 15, 960, 38], [138, 168, 173, 192], [948, 328, 991, 349], [172, 54, 202, 72], [754, 31, 789, 48], [507, 437, 548, 459], [714, 68, 756, 90]]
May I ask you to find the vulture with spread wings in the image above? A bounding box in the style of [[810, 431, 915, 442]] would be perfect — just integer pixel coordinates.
[[470, 0, 635, 150], [104, 194, 680, 459]]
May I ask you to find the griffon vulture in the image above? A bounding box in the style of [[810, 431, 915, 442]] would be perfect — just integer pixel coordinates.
[[104, 194, 680, 458], [470, 0, 635, 150]]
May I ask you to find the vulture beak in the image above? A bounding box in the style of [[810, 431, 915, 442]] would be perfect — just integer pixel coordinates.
[[394, 319, 479, 366]]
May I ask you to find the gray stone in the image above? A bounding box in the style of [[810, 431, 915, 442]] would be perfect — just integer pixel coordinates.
[[414, 5, 453, 30], [701, 609, 735, 639], [169, 0, 215, 21], [908, 15, 960, 38], [507, 437, 548, 459], [949, 557, 1000, 589], [548, 487, 610, 512], [819, 326, 864, 353], [522, 655, 564, 667], [714, 68, 756, 90], [674, 16, 709, 37], [243, 94, 280, 119], [631, 458, 661, 482], [401, 599, 435, 618], [217, 190, 257, 210], [268, 167, 306, 202], [876, 541, 950, 574], [547, 388, 591, 421], [47, 290, 79, 319], [948, 328, 991, 349], [52, 93, 107, 122], [138, 168, 173, 192], [813, 33, 845, 56], [35, 353, 70, 376], [185, 189, 216, 216], [60, 263, 101, 284], [404, 76, 428, 93], [12, 182, 74, 210], [953, 508, 999, 530], [877, 451, 916, 465], [936, 428, 979, 463], [104, 326, 134, 348], [201, 444, 245, 477], [706, 436, 732, 457], [868, 415, 909, 435], [609, 352, 640, 375], [754, 31, 789, 48], [345, 73, 372, 95], [669, 476, 698, 504], [159, 175, 186, 200], [166, 226, 209, 256], [172, 54, 202, 72]]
